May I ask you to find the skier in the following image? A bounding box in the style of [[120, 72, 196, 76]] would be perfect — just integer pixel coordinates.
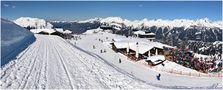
[[119, 58, 122, 63], [104, 49, 106, 53], [93, 45, 95, 49], [156, 73, 161, 81], [100, 50, 103, 53]]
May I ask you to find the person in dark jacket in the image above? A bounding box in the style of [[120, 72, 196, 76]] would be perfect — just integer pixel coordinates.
[[119, 58, 122, 63], [100, 50, 103, 53], [156, 73, 161, 81]]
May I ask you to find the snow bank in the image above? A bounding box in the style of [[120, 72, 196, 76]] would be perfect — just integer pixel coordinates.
[[1, 18, 36, 66]]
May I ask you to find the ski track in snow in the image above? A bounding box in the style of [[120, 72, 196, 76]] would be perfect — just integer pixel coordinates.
[[0, 35, 155, 89]]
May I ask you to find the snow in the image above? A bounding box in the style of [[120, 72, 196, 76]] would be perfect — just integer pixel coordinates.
[[83, 28, 103, 34], [1, 34, 155, 89], [110, 23, 122, 28], [1, 24, 222, 89], [146, 55, 165, 62], [78, 18, 101, 23], [129, 42, 154, 54], [153, 60, 202, 74], [80, 17, 223, 29], [1, 18, 35, 66], [69, 31, 222, 89], [100, 17, 124, 24], [133, 31, 146, 35], [213, 41, 223, 45], [63, 30, 72, 34], [113, 41, 165, 54], [54, 28, 64, 33], [54, 28, 72, 34], [112, 40, 167, 54], [14, 17, 53, 29], [30, 29, 56, 34], [113, 42, 130, 49], [194, 53, 211, 59]]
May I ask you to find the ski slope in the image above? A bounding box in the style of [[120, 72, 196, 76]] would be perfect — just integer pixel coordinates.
[[70, 31, 222, 89], [0, 35, 156, 89]]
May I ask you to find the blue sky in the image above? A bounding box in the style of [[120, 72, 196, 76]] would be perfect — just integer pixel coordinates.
[[1, 1, 222, 21]]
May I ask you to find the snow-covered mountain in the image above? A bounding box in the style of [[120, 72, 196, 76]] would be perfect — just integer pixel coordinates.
[[50, 17, 222, 42], [14, 17, 53, 29], [1, 18, 36, 66], [14, 16, 221, 43], [78, 17, 223, 30]]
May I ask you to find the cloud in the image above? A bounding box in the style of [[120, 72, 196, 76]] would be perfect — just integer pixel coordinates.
[[3, 3, 16, 8], [3, 4, 9, 7], [138, 4, 143, 8], [12, 6, 16, 8]]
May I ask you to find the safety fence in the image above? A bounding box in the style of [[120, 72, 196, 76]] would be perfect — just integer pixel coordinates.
[[142, 62, 222, 77]]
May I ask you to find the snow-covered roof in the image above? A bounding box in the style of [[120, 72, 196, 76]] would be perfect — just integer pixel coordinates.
[[113, 38, 129, 42], [113, 42, 130, 49], [133, 31, 146, 35], [145, 32, 155, 35], [129, 43, 154, 54], [30, 29, 56, 34], [55, 28, 64, 33], [146, 55, 165, 62], [111, 36, 175, 54], [64, 30, 72, 34], [113, 41, 165, 54], [133, 31, 156, 36]]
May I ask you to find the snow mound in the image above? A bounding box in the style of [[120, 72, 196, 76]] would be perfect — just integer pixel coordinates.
[[14, 17, 53, 29], [1, 18, 36, 66]]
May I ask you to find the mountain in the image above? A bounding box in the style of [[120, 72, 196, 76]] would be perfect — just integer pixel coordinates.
[[51, 20, 100, 34], [14, 17, 53, 30], [50, 17, 222, 42], [13, 16, 222, 43]]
